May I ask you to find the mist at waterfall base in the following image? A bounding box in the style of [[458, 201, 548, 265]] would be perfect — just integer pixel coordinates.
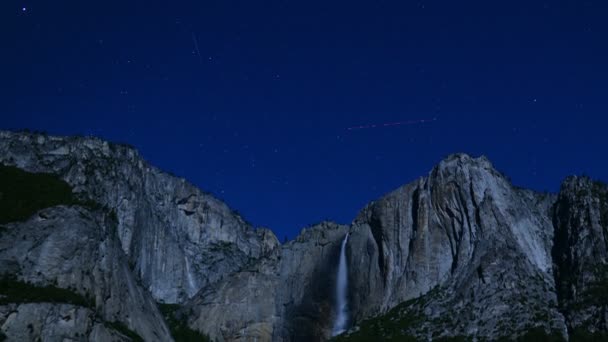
[[332, 234, 350, 336]]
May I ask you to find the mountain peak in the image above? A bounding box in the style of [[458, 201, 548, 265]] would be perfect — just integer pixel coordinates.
[[434, 153, 496, 175]]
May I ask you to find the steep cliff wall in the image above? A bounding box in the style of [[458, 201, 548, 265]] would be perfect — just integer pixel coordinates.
[[553, 177, 608, 339], [2, 131, 608, 341], [0, 131, 274, 304], [0, 205, 173, 341], [343, 154, 565, 340], [185, 222, 348, 342]]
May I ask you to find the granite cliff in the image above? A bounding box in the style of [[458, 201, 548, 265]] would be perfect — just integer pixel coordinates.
[[0, 131, 607, 341], [0, 131, 275, 304]]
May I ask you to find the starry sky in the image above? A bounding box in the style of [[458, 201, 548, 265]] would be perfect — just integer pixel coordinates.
[[3, 1, 608, 240]]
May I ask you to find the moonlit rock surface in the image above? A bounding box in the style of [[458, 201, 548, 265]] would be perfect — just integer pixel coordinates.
[[184, 154, 565, 341], [344, 154, 566, 339], [1, 131, 608, 341], [185, 221, 349, 342], [0, 206, 173, 341], [0, 130, 277, 304]]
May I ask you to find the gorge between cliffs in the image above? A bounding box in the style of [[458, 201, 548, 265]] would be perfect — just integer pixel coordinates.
[[1, 130, 607, 342]]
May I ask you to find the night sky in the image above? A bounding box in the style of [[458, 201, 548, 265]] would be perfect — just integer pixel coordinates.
[[3, 1, 608, 240]]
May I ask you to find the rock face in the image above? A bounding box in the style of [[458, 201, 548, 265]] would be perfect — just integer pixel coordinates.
[[553, 177, 608, 336], [185, 221, 349, 342], [1, 131, 608, 341], [0, 303, 130, 342], [0, 131, 272, 304], [343, 154, 566, 339], [0, 206, 173, 341]]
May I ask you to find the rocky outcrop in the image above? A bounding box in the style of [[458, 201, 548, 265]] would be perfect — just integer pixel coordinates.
[[0, 303, 131, 342], [0, 131, 274, 304], [553, 177, 608, 337], [185, 222, 349, 342], [0, 205, 173, 341], [342, 154, 565, 339]]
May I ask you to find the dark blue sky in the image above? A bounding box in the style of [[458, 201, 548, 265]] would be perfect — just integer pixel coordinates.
[[3, 0, 608, 239]]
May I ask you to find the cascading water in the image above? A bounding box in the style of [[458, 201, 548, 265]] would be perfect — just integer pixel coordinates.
[[332, 233, 349, 336]]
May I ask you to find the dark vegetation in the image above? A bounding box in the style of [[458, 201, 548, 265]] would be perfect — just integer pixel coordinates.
[[569, 328, 608, 341], [105, 321, 144, 342], [332, 292, 439, 342], [158, 303, 213, 342], [507, 328, 565, 341], [0, 164, 77, 224], [333, 288, 569, 342], [0, 275, 93, 308], [334, 307, 567, 342], [0, 164, 103, 225]]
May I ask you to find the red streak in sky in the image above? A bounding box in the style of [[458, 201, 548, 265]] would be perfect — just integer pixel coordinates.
[[347, 117, 437, 131]]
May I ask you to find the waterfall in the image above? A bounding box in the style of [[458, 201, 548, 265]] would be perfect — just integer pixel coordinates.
[[332, 233, 349, 336]]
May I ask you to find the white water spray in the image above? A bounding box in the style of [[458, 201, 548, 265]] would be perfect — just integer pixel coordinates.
[[332, 233, 349, 336]]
